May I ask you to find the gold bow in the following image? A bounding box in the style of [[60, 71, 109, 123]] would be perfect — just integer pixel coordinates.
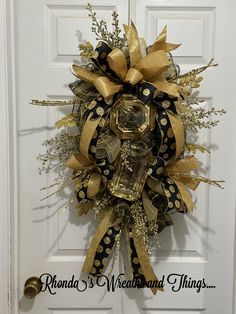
[[72, 24, 180, 99], [165, 156, 200, 211]]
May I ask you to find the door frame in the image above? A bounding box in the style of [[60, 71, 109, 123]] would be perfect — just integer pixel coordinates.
[[0, 0, 18, 313], [1, 0, 236, 313]]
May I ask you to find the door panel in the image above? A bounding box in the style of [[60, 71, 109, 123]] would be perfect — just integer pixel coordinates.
[[16, 1, 128, 313], [129, 0, 236, 313]]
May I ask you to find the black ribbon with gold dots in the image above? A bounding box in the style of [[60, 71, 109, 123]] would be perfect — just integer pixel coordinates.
[[156, 109, 176, 161], [82, 95, 113, 120], [76, 172, 91, 202], [96, 158, 114, 181], [152, 93, 178, 114], [92, 42, 122, 82], [90, 224, 121, 276], [148, 157, 166, 180], [160, 175, 186, 213]]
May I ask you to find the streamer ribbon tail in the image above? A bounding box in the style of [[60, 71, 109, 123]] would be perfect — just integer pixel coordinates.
[[131, 227, 164, 295], [82, 209, 121, 276]]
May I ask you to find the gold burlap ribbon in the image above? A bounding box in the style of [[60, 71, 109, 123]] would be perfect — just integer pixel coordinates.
[[72, 24, 180, 99], [165, 155, 200, 211], [65, 153, 101, 199], [79, 112, 102, 159]]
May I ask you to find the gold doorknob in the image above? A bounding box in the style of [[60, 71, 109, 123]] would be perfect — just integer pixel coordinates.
[[24, 277, 42, 299]]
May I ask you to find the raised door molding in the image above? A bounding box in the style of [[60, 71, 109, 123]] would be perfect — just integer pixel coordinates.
[[133, 0, 216, 67]]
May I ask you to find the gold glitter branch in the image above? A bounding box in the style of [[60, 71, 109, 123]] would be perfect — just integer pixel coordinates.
[[86, 3, 126, 49], [179, 103, 226, 133], [172, 173, 224, 189], [55, 113, 78, 129], [177, 59, 218, 93], [178, 59, 218, 79], [179, 75, 203, 89], [40, 172, 81, 201], [79, 42, 98, 59], [31, 99, 76, 106], [184, 144, 210, 154]]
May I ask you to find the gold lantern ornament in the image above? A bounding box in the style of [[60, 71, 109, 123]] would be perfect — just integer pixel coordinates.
[[109, 94, 155, 139]]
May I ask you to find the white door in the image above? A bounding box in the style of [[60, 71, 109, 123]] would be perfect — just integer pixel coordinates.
[[8, 0, 236, 313]]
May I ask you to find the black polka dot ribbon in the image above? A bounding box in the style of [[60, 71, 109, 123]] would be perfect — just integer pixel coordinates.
[[86, 111, 111, 160], [96, 158, 114, 181], [156, 109, 176, 161], [76, 172, 90, 202], [89, 224, 121, 276], [135, 82, 157, 104], [91, 41, 122, 83], [160, 175, 186, 213], [152, 93, 178, 114], [148, 157, 166, 180], [75, 160, 113, 202], [146, 168, 187, 214], [88, 121, 105, 159], [86, 114, 114, 182], [150, 124, 162, 156], [82, 95, 113, 121]]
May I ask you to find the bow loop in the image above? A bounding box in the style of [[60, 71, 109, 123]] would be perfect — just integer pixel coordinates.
[[166, 156, 200, 175], [135, 50, 169, 81], [123, 21, 142, 67], [148, 25, 181, 54], [107, 48, 128, 80]]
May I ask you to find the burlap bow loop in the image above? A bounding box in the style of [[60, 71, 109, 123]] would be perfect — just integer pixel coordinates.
[[147, 25, 181, 54], [163, 155, 201, 211], [65, 153, 113, 201], [165, 155, 201, 190]]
